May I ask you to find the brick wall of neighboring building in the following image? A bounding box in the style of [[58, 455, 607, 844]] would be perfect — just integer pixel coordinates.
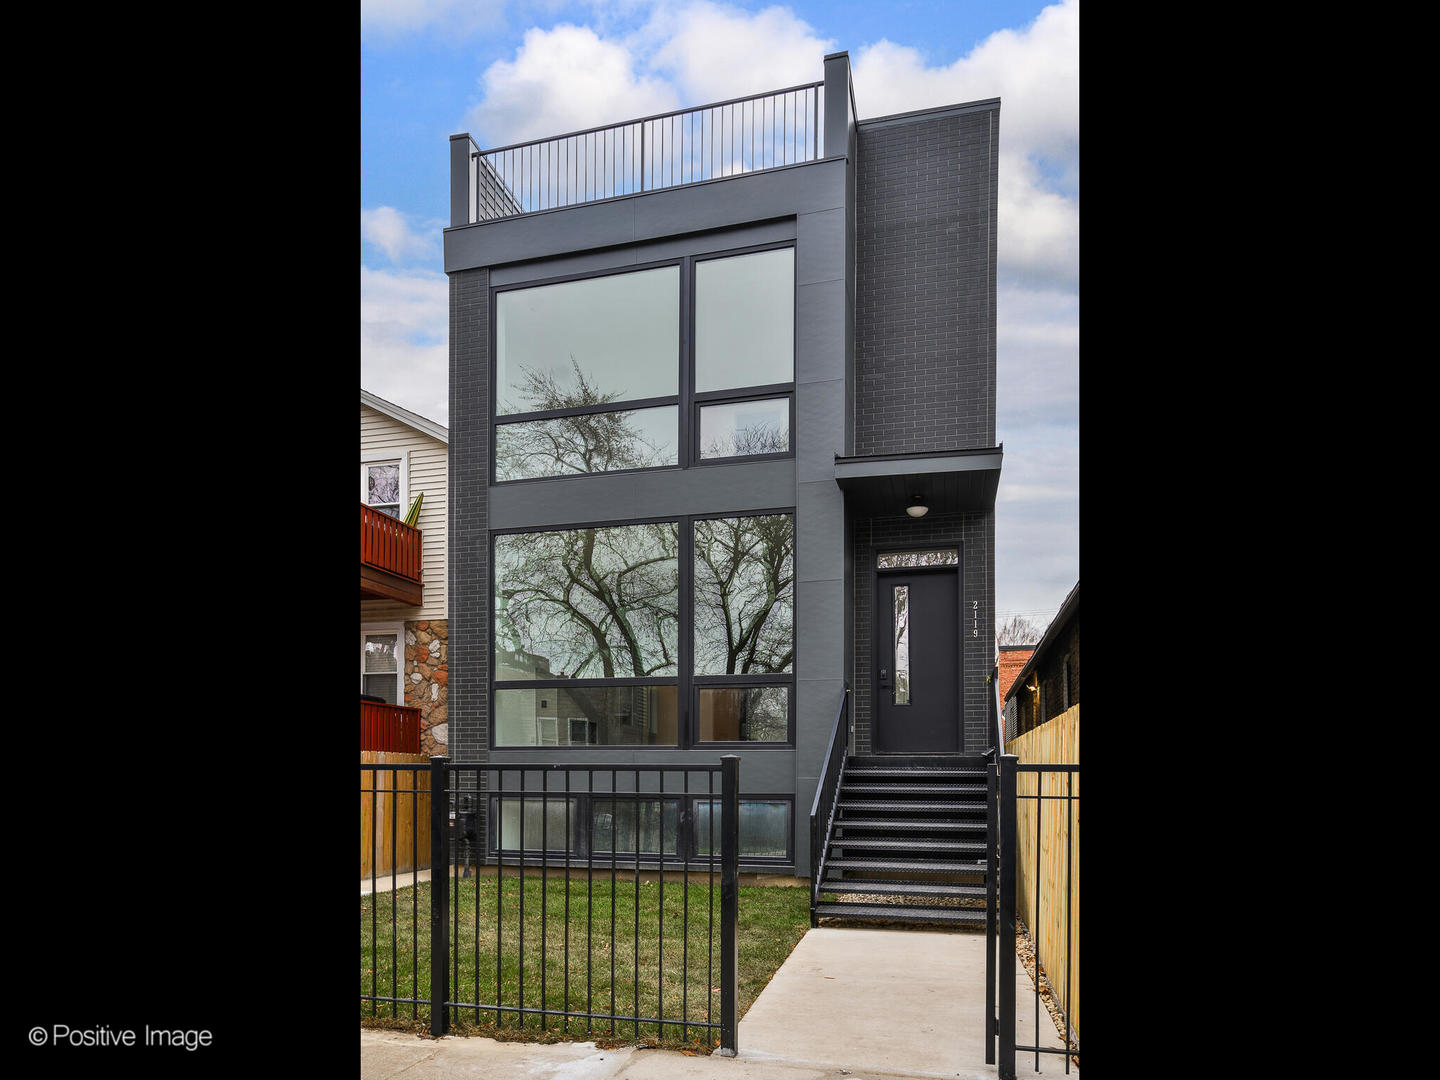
[[448, 267, 490, 771], [997, 645, 1035, 704], [854, 106, 997, 456]]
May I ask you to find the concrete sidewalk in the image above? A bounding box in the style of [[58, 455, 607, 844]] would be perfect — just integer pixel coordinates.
[[361, 926, 1076, 1079]]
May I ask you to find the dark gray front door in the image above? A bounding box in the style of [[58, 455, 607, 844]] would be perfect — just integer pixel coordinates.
[[874, 569, 959, 753]]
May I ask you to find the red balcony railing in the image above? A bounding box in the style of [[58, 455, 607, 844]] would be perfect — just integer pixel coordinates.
[[361, 699, 421, 754], [361, 503, 422, 584]]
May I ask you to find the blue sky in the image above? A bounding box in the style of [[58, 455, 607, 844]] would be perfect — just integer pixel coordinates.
[[361, 0, 1078, 626]]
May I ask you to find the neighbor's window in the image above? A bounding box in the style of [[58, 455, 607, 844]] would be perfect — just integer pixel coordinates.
[[361, 631, 401, 705], [364, 461, 402, 517], [494, 266, 680, 480]]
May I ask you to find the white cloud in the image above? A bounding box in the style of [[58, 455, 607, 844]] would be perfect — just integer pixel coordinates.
[[467, 24, 680, 147], [361, 266, 450, 425], [646, 1, 835, 104], [850, 1, 1077, 164], [362, 206, 441, 266], [361, 0, 507, 40], [852, 1, 1078, 289]]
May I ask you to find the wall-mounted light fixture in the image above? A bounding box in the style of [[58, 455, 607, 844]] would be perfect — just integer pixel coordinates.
[[907, 494, 929, 518]]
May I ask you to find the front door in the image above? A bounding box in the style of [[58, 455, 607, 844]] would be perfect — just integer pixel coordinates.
[[874, 569, 959, 753]]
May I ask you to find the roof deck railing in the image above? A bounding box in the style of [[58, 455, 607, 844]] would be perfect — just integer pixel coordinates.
[[460, 81, 827, 224]]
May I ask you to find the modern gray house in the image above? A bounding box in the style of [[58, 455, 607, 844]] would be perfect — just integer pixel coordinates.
[[443, 52, 1002, 907]]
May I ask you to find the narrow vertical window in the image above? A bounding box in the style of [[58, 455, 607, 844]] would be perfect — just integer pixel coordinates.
[[893, 585, 910, 706]]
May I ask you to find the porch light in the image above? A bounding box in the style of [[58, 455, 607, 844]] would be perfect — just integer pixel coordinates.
[[906, 495, 929, 518]]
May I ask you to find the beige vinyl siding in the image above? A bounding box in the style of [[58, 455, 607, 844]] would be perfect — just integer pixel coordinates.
[[361, 404, 447, 620]]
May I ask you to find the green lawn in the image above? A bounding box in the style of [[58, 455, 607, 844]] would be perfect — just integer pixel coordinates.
[[362, 872, 811, 1050]]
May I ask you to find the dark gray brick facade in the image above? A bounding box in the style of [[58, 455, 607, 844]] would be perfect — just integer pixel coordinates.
[[448, 267, 490, 769], [854, 108, 997, 455], [849, 509, 995, 755]]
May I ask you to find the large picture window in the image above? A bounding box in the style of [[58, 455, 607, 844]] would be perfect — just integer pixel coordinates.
[[495, 265, 680, 481], [693, 513, 794, 744], [492, 513, 794, 748], [493, 521, 680, 748], [492, 244, 795, 480]]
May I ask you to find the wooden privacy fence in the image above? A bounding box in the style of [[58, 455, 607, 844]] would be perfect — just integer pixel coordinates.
[[1007, 703, 1079, 1041], [361, 752, 433, 880]]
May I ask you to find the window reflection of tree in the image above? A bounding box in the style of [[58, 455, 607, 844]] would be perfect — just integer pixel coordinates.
[[497, 359, 671, 480], [496, 522, 679, 681], [694, 515, 795, 674], [701, 421, 788, 460], [894, 586, 910, 704]]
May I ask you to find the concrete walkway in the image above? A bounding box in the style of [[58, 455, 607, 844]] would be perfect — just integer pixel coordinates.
[[361, 925, 1075, 1078]]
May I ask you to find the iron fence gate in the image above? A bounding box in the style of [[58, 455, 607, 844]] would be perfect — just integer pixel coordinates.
[[987, 754, 1080, 1077], [361, 756, 741, 1054]]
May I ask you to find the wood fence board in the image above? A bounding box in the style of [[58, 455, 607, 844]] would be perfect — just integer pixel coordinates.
[[361, 751, 433, 880], [1008, 703, 1079, 1039]]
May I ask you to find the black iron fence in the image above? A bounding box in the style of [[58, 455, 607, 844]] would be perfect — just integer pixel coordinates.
[[361, 757, 740, 1054], [990, 755, 1080, 1077], [468, 82, 825, 222]]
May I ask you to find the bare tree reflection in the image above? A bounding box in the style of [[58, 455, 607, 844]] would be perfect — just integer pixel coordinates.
[[497, 358, 673, 480], [694, 515, 795, 674], [700, 421, 788, 460]]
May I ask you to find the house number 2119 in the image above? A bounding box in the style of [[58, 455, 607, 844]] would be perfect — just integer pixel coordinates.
[[972, 600, 978, 637]]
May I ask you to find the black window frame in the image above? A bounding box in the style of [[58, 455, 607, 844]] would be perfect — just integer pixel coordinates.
[[489, 508, 796, 752], [490, 512, 684, 750], [688, 508, 796, 747], [489, 240, 797, 486], [690, 242, 796, 467], [486, 790, 794, 867]]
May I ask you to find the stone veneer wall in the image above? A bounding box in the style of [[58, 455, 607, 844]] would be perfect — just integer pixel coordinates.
[[405, 619, 448, 755]]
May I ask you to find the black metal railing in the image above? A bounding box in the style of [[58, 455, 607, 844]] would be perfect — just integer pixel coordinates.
[[992, 756, 1080, 1077], [807, 684, 850, 925], [363, 756, 740, 1055], [468, 82, 825, 222], [989, 663, 1006, 757]]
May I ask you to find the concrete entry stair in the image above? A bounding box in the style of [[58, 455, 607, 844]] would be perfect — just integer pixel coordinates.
[[815, 754, 991, 926]]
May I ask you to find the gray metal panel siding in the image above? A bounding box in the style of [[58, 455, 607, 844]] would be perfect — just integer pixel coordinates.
[[445, 170, 852, 878], [854, 109, 997, 455], [444, 159, 847, 274]]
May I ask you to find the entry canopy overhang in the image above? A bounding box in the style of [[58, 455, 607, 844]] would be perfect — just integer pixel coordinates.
[[834, 446, 1003, 516]]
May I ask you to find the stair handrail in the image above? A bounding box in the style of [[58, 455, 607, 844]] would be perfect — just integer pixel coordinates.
[[809, 683, 851, 919], [987, 663, 1005, 758]]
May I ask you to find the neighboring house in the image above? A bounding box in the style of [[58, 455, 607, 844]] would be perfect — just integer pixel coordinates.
[[997, 644, 1036, 744], [360, 389, 449, 756], [442, 52, 1002, 880], [1002, 581, 1079, 739]]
